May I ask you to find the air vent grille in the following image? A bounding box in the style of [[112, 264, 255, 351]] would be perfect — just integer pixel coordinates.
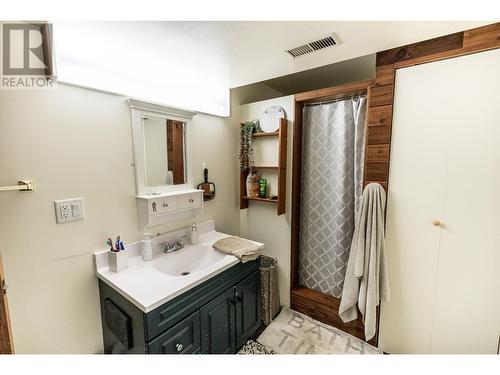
[[286, 35, 339, 58]]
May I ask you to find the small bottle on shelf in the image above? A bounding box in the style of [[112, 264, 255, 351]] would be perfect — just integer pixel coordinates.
[[259, 178, 267, 198]]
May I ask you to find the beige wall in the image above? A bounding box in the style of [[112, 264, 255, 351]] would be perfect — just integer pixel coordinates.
[[0, 83, 239, 353], [239, 96, 294, 307]]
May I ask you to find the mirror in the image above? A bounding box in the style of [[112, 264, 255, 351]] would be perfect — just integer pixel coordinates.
[[142, 116, 187, 187], [129, 99, 195, 196]]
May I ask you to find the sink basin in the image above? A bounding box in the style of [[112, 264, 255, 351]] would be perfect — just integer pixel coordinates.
[[154, 243, 227, 277], [94, 222, 265, 312]]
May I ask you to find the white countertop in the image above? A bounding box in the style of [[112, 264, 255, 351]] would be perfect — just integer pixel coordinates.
[[94, 221, 264, 313]]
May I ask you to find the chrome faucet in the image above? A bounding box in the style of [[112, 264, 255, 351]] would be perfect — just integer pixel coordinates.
[[163, 235, 186, 253]]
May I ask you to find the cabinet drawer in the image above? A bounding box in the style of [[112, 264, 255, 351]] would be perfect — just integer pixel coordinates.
[[147, 311, 200, 354], [177, 192, 202, 210], [150, 196, 178, 215]]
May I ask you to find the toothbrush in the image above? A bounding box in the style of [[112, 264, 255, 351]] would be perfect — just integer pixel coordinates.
[[115, 236, 121, 252], [119, 239, 125, 251], [106, 238, 116, 252]]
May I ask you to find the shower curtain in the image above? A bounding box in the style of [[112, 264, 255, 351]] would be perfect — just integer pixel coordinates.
[[298, 96, 367, 298]]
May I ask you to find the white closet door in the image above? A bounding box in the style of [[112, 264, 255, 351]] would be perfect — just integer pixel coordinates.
[[378, 59, 450, 354], [430, 48, 500, 354], [380, 48, 500, 354]]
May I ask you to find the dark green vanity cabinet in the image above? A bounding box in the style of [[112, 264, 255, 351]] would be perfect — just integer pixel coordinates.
[[98, 259, 261, 354]]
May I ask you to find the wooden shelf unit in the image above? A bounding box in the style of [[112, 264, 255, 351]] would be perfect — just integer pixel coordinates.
[[241, 196, 278, 203], [240, 118, 287, 215], [252, 131, 279, 138]]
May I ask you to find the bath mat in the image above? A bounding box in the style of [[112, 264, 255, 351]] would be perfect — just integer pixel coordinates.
[[257, 307, 382, 354], [238, 340, 275, 354]]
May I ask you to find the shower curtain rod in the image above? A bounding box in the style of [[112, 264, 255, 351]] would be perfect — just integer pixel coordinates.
[[304, 94, 367, 107]]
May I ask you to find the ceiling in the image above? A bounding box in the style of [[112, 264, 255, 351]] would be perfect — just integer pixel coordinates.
[[53, 21, 490, 116], [184, 21, 489, 87], [234, 54, 377, 104]]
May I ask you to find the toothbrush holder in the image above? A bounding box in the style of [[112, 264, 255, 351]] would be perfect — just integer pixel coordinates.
[[108, 250, 128, 273]]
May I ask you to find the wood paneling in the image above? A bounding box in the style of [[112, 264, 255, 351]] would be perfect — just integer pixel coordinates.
[[376, 32, 464, 66], [374, 64, 395, 86], [0, 253, 14, 354], [463, 22, 500, 51], [366, 124, 391, 145], [365, 144, 389, 163], [364, 181, 388, 190], [369, 85, 394, 107], [390, 25, 500, 70], [365, 162, 389, 181], [368, 105, 392, 126]]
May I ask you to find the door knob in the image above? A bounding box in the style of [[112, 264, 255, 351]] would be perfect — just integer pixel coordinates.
[[432, 220, 442, 227], [176, 343, 183, 352]]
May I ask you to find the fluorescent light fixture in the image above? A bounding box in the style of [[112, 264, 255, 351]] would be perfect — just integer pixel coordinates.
[[52, 22, 230, 117]]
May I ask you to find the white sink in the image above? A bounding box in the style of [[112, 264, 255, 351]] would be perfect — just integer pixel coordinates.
[[94, 221, 264, 312], [154, 244, 227, 277]]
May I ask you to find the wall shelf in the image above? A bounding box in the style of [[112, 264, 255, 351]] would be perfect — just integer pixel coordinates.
[[252, 131, 279, 138], [242, 196, 278, 203], [240, 118, 287, 215], [252, 166, 278, 169]]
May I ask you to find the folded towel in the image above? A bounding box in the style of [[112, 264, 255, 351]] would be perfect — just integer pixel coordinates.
[[212, 236, 261, 263], [339, 183, 391, 341]]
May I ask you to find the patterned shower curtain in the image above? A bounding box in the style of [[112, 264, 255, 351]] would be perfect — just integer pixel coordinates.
[[298, 96, 367, 298]]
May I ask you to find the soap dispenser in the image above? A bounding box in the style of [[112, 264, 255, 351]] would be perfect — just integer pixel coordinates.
[[142, 232, 154, 261], [190, 223, 198, 245]]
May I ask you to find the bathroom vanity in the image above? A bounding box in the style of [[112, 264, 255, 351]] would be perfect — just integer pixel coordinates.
[[94, 222, 263, 354], [95, 101, 263, 353]]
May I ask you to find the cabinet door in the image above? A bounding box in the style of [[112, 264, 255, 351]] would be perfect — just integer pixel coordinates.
[[235, 271, 261, 348], [429, 48, 500, 354], [200, 287, 236, 354], [147, 311, 200, 354], [379, 60, 448, 354], [380, 48, 500, 354]]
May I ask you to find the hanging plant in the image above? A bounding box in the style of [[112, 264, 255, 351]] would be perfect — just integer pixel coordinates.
[[239, 120, 261, 172]]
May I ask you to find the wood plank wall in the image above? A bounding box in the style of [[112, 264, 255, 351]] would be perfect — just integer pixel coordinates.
[[364, 22, 500, 190]]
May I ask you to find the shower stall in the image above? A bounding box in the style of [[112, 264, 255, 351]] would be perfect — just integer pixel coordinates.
[[290, 80, 372, 342]]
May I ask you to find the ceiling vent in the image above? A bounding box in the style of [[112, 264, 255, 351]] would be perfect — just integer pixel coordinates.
[[285, 34, 340, 58]]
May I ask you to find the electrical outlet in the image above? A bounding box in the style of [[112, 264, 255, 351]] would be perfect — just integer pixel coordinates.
[[54, 198, 85, 224]]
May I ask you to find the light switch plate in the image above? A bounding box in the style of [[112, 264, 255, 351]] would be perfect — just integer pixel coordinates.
[[54, 198, 85, 224]]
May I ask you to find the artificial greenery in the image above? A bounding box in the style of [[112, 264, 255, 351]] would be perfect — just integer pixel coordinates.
[[239, 120, 261, 172]]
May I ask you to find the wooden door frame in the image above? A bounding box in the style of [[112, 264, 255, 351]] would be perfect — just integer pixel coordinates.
[[290, 22, 500, 346], [290, 79, 377, 345], [0, 252, 14, 354]]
